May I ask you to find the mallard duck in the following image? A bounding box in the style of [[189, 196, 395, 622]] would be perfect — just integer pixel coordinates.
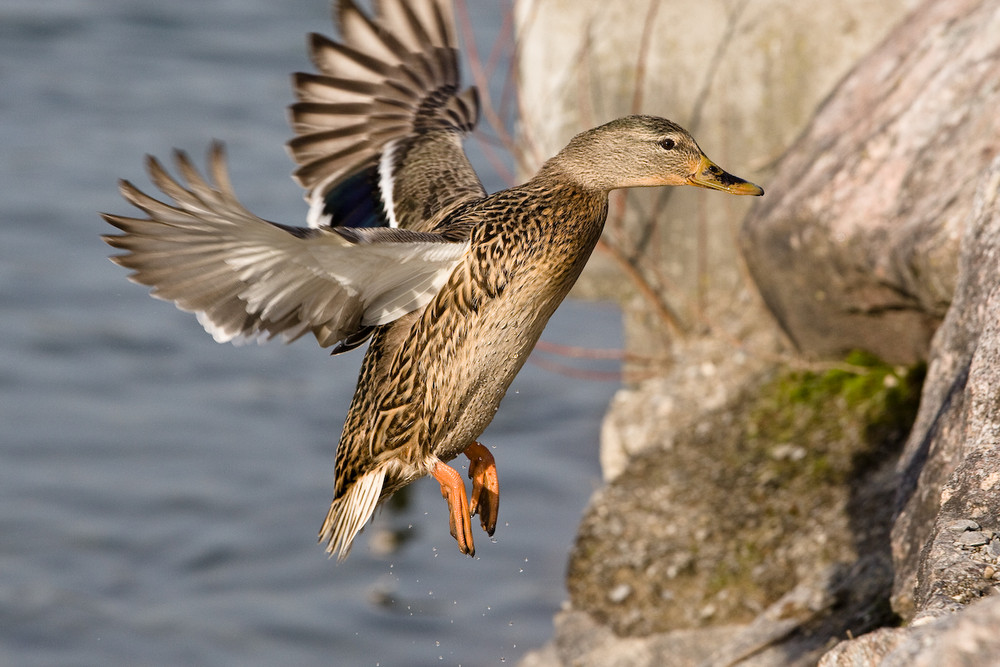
[[102, 0, 763, 560]]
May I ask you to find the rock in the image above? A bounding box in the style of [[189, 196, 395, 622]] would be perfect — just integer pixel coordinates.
[[812, 157, 1000, 663], [522, 563, 894, 667], [515, 0, 918, 362], [518, 609, 752, 667], [599, 336, 771, 480], [820, 596, 1000, 667], [891, 155, 1000, 618], [956, 532, 989, 548], [517, 643, 563, 667], [948, 519, 981, 533], [567, 356, 919, 638], [817, 627, 908, 667], [608, 583, 633, 604], [740, 0, 1000, 365]]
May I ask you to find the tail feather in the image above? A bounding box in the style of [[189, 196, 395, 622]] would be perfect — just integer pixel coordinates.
[[319, 466, 387, 561]]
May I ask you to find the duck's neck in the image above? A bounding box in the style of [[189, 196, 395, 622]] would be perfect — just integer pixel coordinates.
[[525, 173, 610, 232], [534, 153, 616, 196]]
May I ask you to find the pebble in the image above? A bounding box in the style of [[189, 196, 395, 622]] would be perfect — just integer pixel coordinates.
[[956, 531, 989, 547], [949, 519, 981, 532], [770, 443, 807, 462], [608, 583, 632, 604], [985, 566, 996, 580], [987, 540, 1000, 559]]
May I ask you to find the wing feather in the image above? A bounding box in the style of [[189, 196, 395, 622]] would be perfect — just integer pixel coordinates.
[[288, 0, 484, 232], [103, 144, 468, 349]]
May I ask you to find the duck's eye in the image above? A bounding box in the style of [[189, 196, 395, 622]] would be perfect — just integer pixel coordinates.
[[658, 138, 676, 150]]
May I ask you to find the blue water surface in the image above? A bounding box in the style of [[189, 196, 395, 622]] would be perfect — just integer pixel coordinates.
[[0, 1, 623, 665]]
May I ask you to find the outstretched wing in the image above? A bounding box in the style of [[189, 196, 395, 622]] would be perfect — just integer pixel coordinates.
[[102, 143, 468, 349], [288, 0, 485, 232]]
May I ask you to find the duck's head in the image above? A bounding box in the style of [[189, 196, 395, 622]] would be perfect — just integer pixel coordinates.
[[544, 115, 763, 196]]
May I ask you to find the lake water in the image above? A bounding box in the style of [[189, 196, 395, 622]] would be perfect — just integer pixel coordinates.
[[0, 1, 623, 665]]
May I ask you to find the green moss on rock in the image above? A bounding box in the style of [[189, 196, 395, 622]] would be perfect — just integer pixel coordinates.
[[746, 351, 924, 491]]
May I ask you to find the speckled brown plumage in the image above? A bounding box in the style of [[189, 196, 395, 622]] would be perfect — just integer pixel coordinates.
[[101, 0, 763, 561], [332, 181, 607, 491]]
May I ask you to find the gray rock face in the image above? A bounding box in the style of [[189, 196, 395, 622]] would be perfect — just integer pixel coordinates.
[[819, 597, 1000, 667], [822, 156, 1000, 663], [740, 0, 1000, 365], [890, 158, 1000, 618]]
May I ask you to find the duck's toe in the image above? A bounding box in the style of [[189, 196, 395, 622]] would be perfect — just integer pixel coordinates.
[[464, 442, 499, 536], [431, 460, 476, 557]]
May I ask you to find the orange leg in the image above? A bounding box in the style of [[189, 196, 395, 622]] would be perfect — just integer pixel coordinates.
[[464, 442, 499, 536], [431, 460, 476, 557]]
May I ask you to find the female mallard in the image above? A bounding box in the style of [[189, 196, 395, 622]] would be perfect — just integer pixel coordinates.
[[103, 0, 763, 560]]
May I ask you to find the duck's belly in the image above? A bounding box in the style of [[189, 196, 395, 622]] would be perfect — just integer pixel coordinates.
[[428, 283, 563, 463]]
